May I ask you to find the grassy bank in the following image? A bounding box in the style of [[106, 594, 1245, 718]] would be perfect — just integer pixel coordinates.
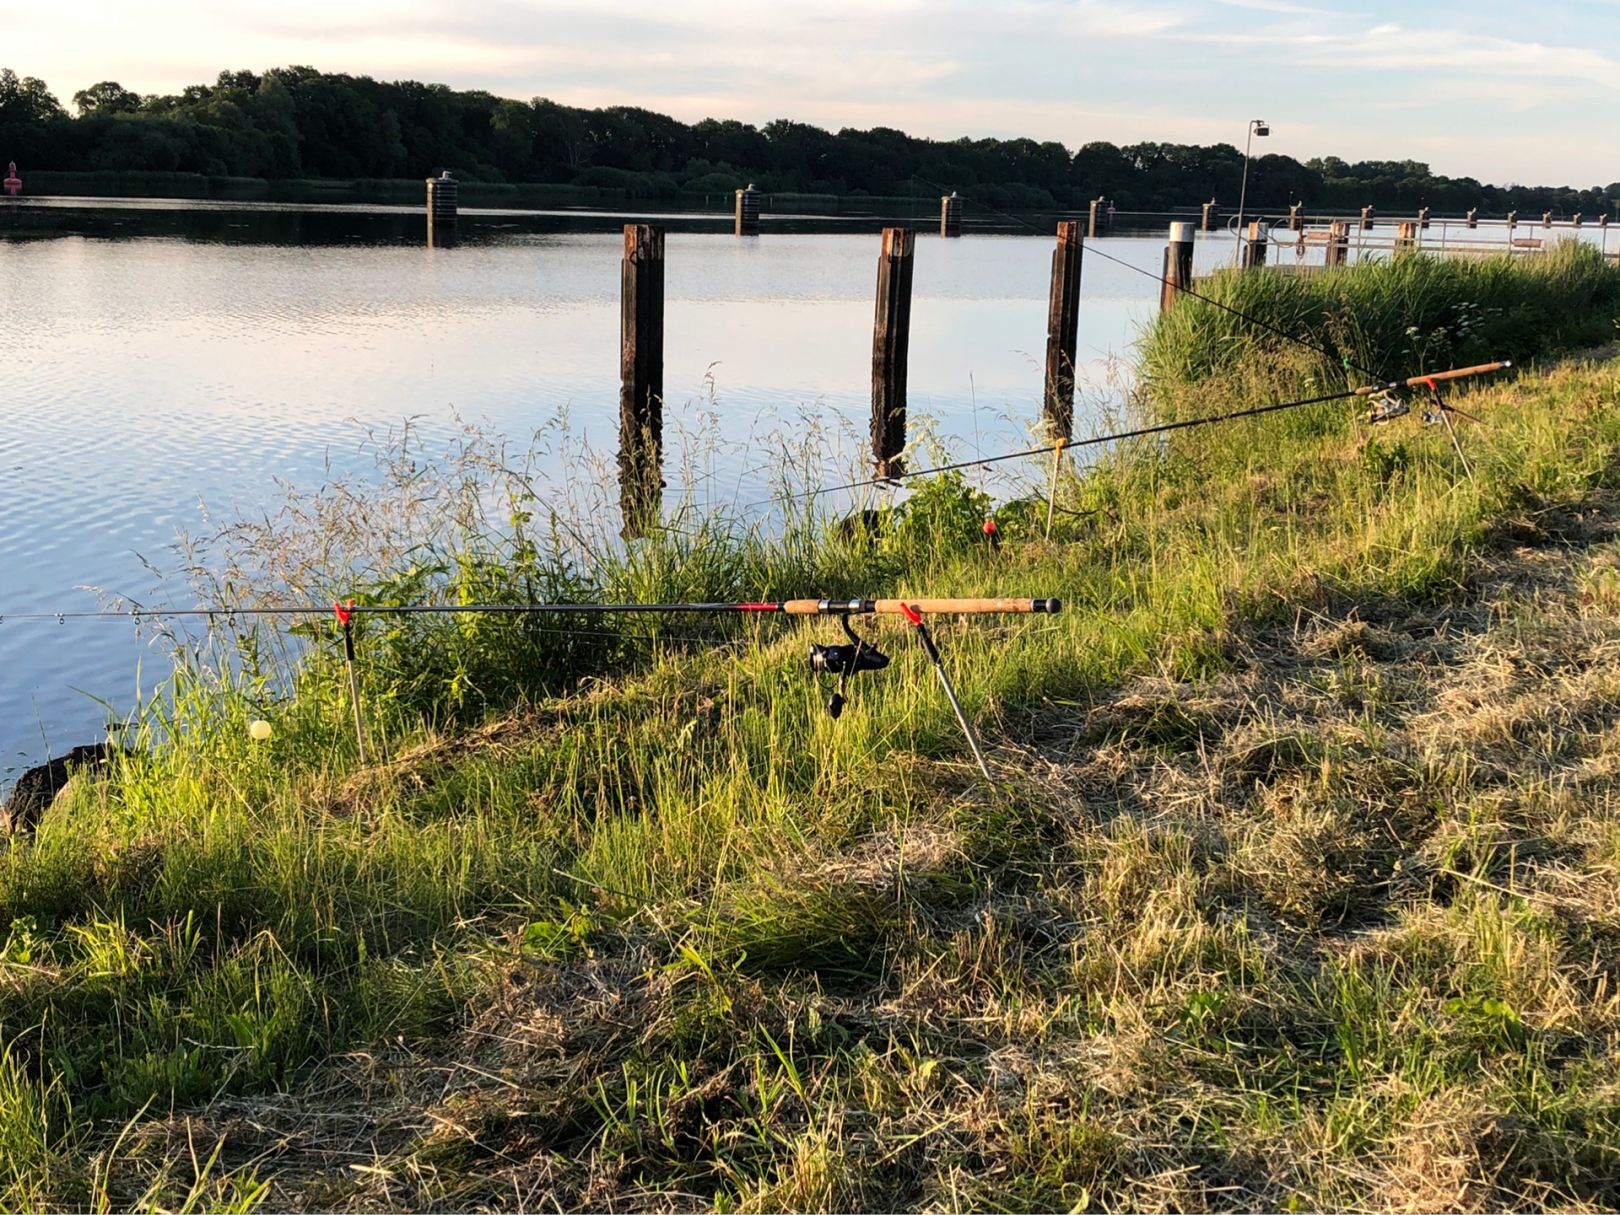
[[4, 254, 1620, 1210]]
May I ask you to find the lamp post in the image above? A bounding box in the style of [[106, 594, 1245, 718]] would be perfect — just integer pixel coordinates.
[[1235, 118, 1269, 263]]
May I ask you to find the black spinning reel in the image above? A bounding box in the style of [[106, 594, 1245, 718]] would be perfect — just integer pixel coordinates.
[[808, 616, 890, 718]]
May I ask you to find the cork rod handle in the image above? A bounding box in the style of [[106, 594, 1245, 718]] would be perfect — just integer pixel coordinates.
[[779, 597, 1062, 616]]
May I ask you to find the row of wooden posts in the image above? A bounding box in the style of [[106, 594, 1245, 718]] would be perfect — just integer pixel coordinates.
[[426, 173, 1608, 245], [616, 221, 1084, 536]]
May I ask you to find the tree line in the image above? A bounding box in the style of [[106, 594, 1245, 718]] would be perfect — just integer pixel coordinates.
[[3, 65, 1616, 215]]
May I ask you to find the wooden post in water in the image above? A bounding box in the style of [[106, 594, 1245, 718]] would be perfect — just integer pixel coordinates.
[[1506, 209, 1518, 237], [1160, 221, 1195, 312], [1087, 197, 1108, 238], [1288, 202, 1302, 231], [871, 227, 915, 479], [1542, 211, 1553, 228], [619, 224, 665, 538], [1360, 205, 1374, 230], [426, 171, 458, 247], [1043, 220, 1082, 440], [734, 184, 761, 235], [1417, 206, 1430, 229], [940, 191, 962, 237], [1395, 221, 1419, 254], [1241, 220, 1267, 268], [1326, 220, 1350, 267], [1573, 212, 1583, 228], [1200, 199, 1217, 232], [1467, 208, 1478, 229]]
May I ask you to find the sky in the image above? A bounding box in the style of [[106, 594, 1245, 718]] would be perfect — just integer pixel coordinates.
[[4, 0, 1618, 186]]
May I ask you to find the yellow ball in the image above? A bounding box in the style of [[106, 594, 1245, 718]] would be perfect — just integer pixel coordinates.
[[248, 719, 274, 742]]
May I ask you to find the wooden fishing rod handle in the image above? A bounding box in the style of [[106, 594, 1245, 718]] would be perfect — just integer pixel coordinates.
[[1356, 360, 1512, 394], [780, 597, 1063, 616]]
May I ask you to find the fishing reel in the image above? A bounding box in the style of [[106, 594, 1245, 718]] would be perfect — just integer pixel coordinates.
[[1367, 390, 1411, 424], [808, 616, 890, 718]]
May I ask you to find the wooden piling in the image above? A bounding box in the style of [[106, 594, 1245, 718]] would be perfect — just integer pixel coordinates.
[[1087, 197, 1108, 239], [1326, 220, 1350, 267], [734, 184, 761, 235], [426, 171, 458, 247], [1200, 199, 1217, 233], [1360, 205, 1374, 231], [1417, 206, 1430, 229], [1288, 203, 1302, 231], [619, 224, 665, 537], [1542, 211, 1553, 228], [1395, 221, 1419, 254], [1241, 220, 1268, 269], [1573, 212, 1583, 228], [1043, 220, 1082, 440], [871, 227, 915, 479], [940, 192, 962, 237], [1466, 208, 1478, 229], [1160, 221, 1195, 312]]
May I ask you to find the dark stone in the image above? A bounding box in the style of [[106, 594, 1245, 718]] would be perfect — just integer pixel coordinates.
[[835, 509, 886, 544], [1, 743, 116, 834]]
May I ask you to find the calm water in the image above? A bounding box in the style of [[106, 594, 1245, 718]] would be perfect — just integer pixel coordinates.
[[9, 197, 1590, 782]]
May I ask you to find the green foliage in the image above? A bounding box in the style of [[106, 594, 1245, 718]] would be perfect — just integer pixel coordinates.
[[882, 471, 994, 566]]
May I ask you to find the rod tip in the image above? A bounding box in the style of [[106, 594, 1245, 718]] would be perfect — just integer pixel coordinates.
[[1033, 597, 1063, 614]]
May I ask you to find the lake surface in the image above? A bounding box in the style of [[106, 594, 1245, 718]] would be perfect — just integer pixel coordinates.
[[4, 198, 1606, 783]]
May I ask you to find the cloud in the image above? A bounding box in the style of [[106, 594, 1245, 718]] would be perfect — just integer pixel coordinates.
[[4, 0, 1618, 183], [1181, 23, 1620, 90]]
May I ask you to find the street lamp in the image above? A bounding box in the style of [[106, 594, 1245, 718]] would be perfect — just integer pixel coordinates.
[[1235, 118, 1269, 261]]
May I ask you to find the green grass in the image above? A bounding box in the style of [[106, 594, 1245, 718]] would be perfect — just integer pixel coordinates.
[[3, 251, 1620, 1210], [1140, 239, 1620, 416]]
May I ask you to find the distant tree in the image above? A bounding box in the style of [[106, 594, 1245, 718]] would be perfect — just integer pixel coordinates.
[[71, 80, 142, 117], [0, 68, 65, 123]]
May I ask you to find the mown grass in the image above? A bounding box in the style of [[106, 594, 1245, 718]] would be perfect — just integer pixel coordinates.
[[3, 252, 1620, 1210]]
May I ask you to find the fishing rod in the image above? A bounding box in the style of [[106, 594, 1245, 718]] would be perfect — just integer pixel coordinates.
[[0, 596, 1061, 621], [0, 595, 1063, 783], [754, 361, 1513, 507]]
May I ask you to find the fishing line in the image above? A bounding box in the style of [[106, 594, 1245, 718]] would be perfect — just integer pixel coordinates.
[[908, 175, 1383, 380]]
